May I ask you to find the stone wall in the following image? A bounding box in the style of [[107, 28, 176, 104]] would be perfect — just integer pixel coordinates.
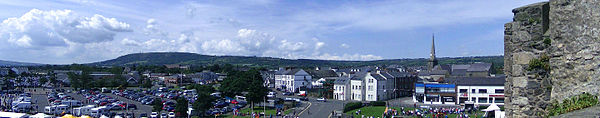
[[506, 0, 600, 117], [549, 0, 600, 102], [504, 2, 551, 117]]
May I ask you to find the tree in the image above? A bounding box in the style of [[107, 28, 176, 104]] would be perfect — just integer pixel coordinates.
[[152, 98, 163, 112], [39, 77, 48, 85], [141, 79, 153, 88], [175, 98, 189, 118], [186, 84, 214, 94], [193, 92, 215, 117]]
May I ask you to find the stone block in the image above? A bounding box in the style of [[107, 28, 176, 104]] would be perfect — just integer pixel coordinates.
[[513, 76, 528, 87], [514, 52, 535, 65], [512, 65, 524, 76]]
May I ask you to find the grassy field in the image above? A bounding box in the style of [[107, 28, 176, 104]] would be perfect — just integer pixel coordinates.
[[345, 106, 486, 118], [217, 107, 291, 118]]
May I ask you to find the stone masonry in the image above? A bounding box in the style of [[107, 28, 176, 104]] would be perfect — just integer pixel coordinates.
[[505, 0, 600, 117], [504, 2, 551, 117]]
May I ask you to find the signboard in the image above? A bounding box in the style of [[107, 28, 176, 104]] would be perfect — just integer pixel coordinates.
[[489, 95, 504, 97]]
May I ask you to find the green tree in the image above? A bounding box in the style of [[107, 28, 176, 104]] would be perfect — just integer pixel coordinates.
[[193, 92, 215, 117], [141, 79, 153, 88], [175, 98, 189, 118], [152, 98, 163, 112], [39, 77, 48, 85]]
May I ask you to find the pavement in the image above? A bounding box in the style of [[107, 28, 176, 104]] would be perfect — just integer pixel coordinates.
[[297, 98, 344, 118], [271, 88, 345, 118]]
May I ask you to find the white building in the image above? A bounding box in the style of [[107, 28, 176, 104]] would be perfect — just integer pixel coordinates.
[[349, 70, 398, 101], [333, 77, 350, 101], [447, 76, 505, 105], [350, 77, 364, 101], [274, 68, 312, 93]]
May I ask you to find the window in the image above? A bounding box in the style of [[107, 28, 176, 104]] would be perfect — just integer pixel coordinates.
[[459, 89, 468, 93], [472, 89, 476, 93], [368, 86, 373, 91], [495, 89, 504, 93], [369, 79, 373, 83], [479, 89, 487, 93], [478, 97, 487, 103], [494, 98, 505, 103]]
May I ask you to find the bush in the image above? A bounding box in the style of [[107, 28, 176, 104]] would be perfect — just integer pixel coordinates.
[[547, 93, 598, 117], [527, 54, 550, 71], [344, 102, 363, 112], [370, 101, 386, 106]]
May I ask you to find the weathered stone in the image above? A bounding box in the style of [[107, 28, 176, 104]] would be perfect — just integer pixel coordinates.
[[513, 77, 528, 88], [512, 65, 524, 76], [514, 52, 535, 65]]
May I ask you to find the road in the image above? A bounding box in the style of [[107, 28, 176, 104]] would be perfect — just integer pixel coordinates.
[[297, 98, 344, 118], [271, 88, 345, 118]]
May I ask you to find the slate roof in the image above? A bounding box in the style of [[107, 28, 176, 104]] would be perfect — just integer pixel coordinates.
[[387, 71, 411, 77], [275, 68, 304, 75], [443, 76, 505, 86], [429, 70, 448, 75], [307, 70, 338, 79], [351, 72, 367, 80], [333, 77, 350, 85], [467, 63, 492, 72], [451, 64, 470, 70], [371, 73, 386, 81]]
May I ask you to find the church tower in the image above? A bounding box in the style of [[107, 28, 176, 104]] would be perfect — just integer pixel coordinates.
[[428, 34, 438, 71]]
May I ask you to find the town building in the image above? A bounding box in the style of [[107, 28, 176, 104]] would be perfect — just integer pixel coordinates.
[[10, 67, 29, 75], [413, 76, 505, 105], [447, 76, 505, 106], [0, 68, 9, 76], [307, 68, 339, 88], [274, 68, 312, 93], [333, 77, 351, 101]]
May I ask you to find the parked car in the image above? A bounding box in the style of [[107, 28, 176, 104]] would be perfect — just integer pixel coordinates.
[[160, 113, 167, 118], [150, 112, 158, 118], [168, 112, 175, 118], [317, 97, 326, 102]]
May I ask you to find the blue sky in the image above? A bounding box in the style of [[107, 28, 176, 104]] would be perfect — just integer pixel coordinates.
[[0, 0, 545, 64]]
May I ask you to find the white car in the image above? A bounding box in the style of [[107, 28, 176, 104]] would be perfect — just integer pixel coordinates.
[[150, 112, 158, 118], [317, 97, 326, 102], [168, 112, 175, 118]]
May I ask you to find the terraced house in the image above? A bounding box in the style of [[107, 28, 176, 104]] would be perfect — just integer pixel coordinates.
[[274, 68, 312, 93]]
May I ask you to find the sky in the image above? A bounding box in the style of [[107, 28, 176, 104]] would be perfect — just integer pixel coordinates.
[[0, 0, 545, 64]]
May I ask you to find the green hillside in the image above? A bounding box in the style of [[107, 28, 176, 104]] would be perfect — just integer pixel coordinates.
[[89, 52, 503, 73]]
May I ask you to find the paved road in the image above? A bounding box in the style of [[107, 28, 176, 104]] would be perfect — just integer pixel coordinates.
[[298, 98, 344, 118]]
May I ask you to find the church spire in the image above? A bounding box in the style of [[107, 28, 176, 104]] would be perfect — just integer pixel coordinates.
[[428, 33, 438, 71], [431, 34, 436, 60]]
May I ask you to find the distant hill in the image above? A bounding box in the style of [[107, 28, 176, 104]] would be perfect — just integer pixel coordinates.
[[0, 60, 44, 67], [89, 52, 504, 71]]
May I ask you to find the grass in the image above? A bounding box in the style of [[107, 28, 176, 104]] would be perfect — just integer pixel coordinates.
[[345, 106, 485, 118], [218, 107, 290, 118]]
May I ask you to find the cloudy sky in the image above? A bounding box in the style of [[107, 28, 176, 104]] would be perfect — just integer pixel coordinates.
[[0, 0, 544, 64]]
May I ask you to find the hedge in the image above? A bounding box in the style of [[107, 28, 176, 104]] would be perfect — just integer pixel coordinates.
[[344, 102, 363, 112], [370, 101, 386, 106]]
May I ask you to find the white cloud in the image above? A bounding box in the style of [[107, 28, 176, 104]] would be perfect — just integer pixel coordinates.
[[340, 43, 350, 48], [0, 9, 131, 47], [314, 53, 383, 61]]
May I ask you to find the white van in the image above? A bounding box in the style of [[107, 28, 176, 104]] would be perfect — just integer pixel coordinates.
[[73, 105, 96, 116], [90, 106, 109, 117], [44, 105, 69, 115], [62, 100, 83, 107], [11, 102, 31, 112]]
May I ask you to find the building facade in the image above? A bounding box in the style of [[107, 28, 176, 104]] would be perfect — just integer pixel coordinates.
[[274, 68, 312, 93]]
